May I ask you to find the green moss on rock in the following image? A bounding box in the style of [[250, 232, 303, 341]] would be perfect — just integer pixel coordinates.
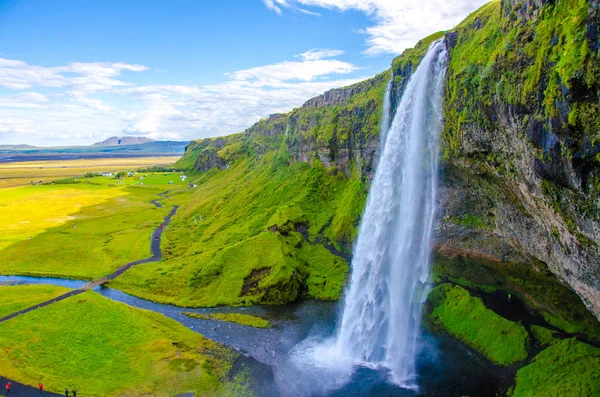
[[432, 255, 600, 339], [183, 312, 272, 328], [427, 283, 529, 365], [511, 339, 600, 397], [529, 325, 558, 347]]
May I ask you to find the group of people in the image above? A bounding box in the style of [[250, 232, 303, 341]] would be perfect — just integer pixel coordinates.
[[3, 382, 77, 396]]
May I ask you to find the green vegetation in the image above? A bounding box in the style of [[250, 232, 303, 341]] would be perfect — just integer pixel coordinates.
[[183, 312, 272, 328], [0, 285, 71, 318], [0, 184, 169, 279], [0, 156, 180, 188], [0, 173, 189, 280], [511, 339, 600, 397], [0, 290, 236, 396], [112, 153, 352, 307], [443, 0, 598, 157], [447, 214, 493, 229], [529, 325, 558, 347], [427, 283, 529, 365], [431, 255, 600, 339], [391, 30, 446, 86]]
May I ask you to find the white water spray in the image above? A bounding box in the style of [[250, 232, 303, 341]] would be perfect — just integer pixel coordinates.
[[379, 73, 393, 149], [289, 40, 448, 392]]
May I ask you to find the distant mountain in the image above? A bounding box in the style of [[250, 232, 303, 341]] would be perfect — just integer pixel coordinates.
[[0, 139, 189, 163], [0, 144, 37, 150], [93, 136, 154, 146]]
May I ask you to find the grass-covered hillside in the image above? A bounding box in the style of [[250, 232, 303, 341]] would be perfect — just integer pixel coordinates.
[[112, 150, 363, 306]]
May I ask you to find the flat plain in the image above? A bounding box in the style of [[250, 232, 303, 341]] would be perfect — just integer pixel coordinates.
[[0, 156, 180, 188]]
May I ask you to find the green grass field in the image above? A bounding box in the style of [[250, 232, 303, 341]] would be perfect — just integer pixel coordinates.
[[427, 284, 529, 365], [0, 289, 237, 396], [0, 172, 191, 280], [0, 285, 71, 318]]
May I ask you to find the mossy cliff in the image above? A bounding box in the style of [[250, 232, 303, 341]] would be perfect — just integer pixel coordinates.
[[436, 0, 600, 322], [116, 0, 600, 336]]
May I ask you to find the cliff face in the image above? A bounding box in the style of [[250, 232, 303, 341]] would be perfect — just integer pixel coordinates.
[[175, 0, 600, 325], [438, 0, 600, 319]]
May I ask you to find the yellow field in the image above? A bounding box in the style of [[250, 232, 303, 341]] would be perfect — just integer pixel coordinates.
[[0, 184, 128, 252], [0, 156, 180, 188]]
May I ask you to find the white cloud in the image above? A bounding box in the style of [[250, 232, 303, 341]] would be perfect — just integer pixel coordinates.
[[16, 92, 48, 103], [0, 58, 147, 91], [118, 53, 364, 141], [295, 48, 344, 61], [263, 0, 283, 14], [0, 49, 366, 144], [297, 7, 322, 16], [228, 58, 358, 84], [264, 0, 488, 55]]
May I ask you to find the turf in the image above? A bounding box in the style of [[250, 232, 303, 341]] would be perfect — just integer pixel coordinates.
[[183, 312, 272, 328], [0, 285, 71, 318], [511, 339, 600, 397], [427, 284, 529, 365], [0, 290, 236, 396]]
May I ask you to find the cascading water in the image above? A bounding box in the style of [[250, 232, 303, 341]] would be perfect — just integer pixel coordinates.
[[379, 72, 393, 150], [335, 38, 447, 388], [288, 40, 448, 393]]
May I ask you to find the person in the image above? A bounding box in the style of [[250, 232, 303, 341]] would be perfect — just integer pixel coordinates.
[[5, 382, 11, 395], [65, 387, 69, 397], [160, 224, 163, 230], [72, 388, 77, 397], [39, 383, 44, 396], [508, 292, 512, 302]]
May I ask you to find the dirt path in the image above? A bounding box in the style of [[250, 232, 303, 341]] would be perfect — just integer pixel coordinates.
[[0, 200, 179, 324]]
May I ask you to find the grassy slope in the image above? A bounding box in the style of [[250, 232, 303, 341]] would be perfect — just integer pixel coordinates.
[[0, 290, 235, 396], [0, 285, 71, 318], [183, 312, 271, 328], [427, 283, 529, 365], [0, 174, 187, 280], [112, 154, 355, 306], [511, 339, 600, 397]]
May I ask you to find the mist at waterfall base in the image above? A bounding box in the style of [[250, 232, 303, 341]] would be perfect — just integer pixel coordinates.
[[279, 41, 448, 395]]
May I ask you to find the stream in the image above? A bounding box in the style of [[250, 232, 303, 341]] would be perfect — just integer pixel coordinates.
[[0, 275, 515, 396]]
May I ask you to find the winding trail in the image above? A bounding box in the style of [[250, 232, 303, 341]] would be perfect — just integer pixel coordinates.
[[0, 198, 179, 324]]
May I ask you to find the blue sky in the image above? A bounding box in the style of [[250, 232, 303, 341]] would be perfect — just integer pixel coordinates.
[[0, 0, 486, 146]]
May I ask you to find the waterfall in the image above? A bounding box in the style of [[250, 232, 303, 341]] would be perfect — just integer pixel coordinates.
[[288, 40, 448, 392], [379, 73, 393, 149]]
